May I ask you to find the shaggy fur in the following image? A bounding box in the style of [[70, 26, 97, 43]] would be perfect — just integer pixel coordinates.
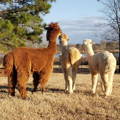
[[83, 39, 116, 96], [59, 33, 81, 94], [3, 23, 62, 99]]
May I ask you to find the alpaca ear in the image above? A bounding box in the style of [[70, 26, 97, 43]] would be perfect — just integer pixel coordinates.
[[44, 26, 53, 30], [44, 25, 49, 30], [44, 23, 49, 30]]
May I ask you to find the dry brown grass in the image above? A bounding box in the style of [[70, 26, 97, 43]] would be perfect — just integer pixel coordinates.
[[0, 73, 119, 120]]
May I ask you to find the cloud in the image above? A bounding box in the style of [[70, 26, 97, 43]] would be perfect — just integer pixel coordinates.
[[58, 16, 108, 44], [41, 16, 108, 45]]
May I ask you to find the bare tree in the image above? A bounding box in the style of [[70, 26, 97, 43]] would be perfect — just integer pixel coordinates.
[[98, 0, 120, 72]]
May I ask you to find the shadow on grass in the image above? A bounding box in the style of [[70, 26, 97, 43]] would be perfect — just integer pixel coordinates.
[[27, 83, 65, 93], [0, 84, 34, 95], [48, 88, 64, 93]]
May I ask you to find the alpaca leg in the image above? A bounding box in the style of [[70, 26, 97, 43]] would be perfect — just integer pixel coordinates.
[[18, 78, 28, 99], [108, 79, 113, 95], [17, 72, 29, 99], [40, 76, 48, 93], [108, 71, 114, 95], [72, 66, 78, 91], [100, 80, 105, 93], [63, 69, 69, 92], [100, 73, 110, 96], [68, 76, 73, 94], [64, 74, 69, 92], [32, 72, 40, 92], [8, 72, 17, 96], [91, 73, 98, 94], [67, 67, 73, 94], [40, 70, 52, 93], [8, 74, 13, 95]]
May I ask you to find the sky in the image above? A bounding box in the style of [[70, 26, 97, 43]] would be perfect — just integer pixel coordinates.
[[42, 0, 108, 44]]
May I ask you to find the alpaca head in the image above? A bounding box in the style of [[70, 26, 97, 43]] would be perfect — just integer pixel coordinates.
[[59, 33, 69, 46], [83, 39, 95, 55], [83, 39, 94, 48], [45, 23, 62, 42]]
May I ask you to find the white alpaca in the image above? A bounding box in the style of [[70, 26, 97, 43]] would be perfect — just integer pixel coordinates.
[[59, 33, 81, 94], [83, 39, 116, 96]]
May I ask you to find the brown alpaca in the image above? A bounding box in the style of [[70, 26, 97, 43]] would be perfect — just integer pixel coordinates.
[[3, 23, 62, 99]]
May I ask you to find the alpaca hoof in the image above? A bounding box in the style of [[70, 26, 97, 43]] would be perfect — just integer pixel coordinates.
[[104, 94, 111, 98], [40, 88, 45, 94], [68, 90, 73, 94], [8, 92, 15, 97], [91, 91, 98, 97], [11, 93, 15, 96], [22, 97, 27, 100], [91, 93, 95, 95], [104, 92, 111, 97], [92, 93, 99, 97], [32, 89, 36, 94], [65, 89, 68, 93], [65, 90, 73, 94], [22, 96, 31, 101], [103, 95, 109, 99], [20, 93, 27, 99], [91, 90, 96, 95], [21, 96, 27, 100]]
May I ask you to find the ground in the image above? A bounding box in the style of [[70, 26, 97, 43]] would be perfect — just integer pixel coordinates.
[[0, 72, 119, 120]]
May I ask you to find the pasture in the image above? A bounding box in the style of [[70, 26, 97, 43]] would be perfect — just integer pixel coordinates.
[[0, 69, 119, 120]]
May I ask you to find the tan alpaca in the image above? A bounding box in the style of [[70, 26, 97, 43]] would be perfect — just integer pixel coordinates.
[[83, 39, 116, 96], [59, 33, 81, 94]]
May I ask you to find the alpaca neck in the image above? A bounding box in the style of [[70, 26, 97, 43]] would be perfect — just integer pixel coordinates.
[[61, 45, 68, 53], [85, 46, 94, 56], [47, 36, 57, 54], [48, 41, 56, 48], [85, 46, 95, 65]]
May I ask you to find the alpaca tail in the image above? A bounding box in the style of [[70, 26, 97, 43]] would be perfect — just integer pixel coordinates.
[[3, 52, 14, 76]]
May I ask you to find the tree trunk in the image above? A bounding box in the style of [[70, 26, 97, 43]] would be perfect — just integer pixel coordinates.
[[118, 29, 120, 73]]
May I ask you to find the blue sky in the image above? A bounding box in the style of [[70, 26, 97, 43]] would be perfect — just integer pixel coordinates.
[[42, 0, 107, 44], [0, 0, 107, 44], [43, 0, 103, 22]]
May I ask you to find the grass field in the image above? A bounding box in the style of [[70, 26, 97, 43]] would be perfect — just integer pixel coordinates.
[[0, 72, 119, 120]]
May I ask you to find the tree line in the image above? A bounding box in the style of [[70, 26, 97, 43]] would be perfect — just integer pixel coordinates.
[[0, 0, 56, 51]]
